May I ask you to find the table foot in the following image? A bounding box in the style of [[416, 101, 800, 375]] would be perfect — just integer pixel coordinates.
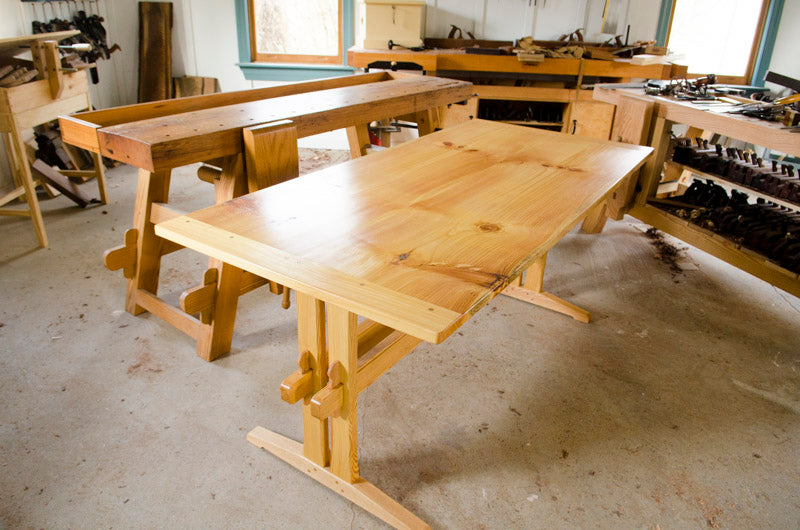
[[247, 426, 430, 530], [502, 285, 591, 323]]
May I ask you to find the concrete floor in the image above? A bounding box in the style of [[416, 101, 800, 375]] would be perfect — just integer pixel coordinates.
[[1, 157, 799, 529]]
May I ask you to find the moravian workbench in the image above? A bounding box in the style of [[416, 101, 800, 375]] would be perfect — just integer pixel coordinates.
[[59, 72, 473, 361], [155, 119, 652, 527], [348, 47, 687, 139]]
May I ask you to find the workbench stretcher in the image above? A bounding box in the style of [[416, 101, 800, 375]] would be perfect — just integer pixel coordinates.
[[59, 72, 474, 361], [155, 119, 652, 527]]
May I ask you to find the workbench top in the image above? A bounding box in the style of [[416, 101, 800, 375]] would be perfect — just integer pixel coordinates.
[[60, 73, 473, 172], [156, 120, 652, 343]]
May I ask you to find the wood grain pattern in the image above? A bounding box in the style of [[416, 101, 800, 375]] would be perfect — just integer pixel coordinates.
[[156, 120, 651, 343], [93, 76, 472, 171], [138, 2, 173, 102], [242, 120, 299, 192]]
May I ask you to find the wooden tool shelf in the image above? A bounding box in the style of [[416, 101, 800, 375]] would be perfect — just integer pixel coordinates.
[[594, 87, 800, 297], [349, 47, 687, 139], [667, 160, 800, 213]]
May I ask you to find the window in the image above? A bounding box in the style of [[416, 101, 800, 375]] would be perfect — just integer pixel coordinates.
[[664, 0, 769, 84], [248, 0, 343, 64]]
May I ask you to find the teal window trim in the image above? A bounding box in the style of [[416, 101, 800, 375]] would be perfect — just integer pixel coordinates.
[[751, 0, 784, 87], [655, 0, 784, 85], [654, 0, 673, 47], [234, 0, 356, 82]]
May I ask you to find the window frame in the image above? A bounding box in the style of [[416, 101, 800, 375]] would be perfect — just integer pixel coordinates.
[[247, 0, 344, 65], [655, 0, 785, 86], [235, 0, 355, 82]]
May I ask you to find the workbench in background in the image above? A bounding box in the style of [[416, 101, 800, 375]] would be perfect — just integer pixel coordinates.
[[348, 47, 687, 140], [0, 30, 106, 247], [594, 87, 800, 298]]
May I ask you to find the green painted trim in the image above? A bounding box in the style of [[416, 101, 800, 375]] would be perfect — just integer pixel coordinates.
[[237, 63, 355, 81], [751, 0, 785, 87], [235, 0, 355, 81], [234, 0, 250, 64], [341, 0, 355, 60], [655, 0, 674, 46]]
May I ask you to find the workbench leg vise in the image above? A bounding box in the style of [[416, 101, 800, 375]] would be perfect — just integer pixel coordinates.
[[248, 294, 430, 529], [502, 252, 591, 323]]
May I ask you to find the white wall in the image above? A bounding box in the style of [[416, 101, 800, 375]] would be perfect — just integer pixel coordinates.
[[424, 0, 660, 44]]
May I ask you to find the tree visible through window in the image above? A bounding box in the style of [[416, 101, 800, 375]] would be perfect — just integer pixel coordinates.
[[249, 0, 342, 64], [666, 0, 767, 84]]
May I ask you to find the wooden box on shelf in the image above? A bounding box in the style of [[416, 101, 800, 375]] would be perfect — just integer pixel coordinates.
[[358, 0, 426, 50]]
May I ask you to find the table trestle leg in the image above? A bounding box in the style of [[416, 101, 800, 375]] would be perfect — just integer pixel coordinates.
[[502, 252, 591, 323], [258, 300, 430, 528]]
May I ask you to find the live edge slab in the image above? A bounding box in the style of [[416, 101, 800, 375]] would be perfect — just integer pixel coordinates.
[[58, 72, 474, 361], [155, 120, 652, 528]]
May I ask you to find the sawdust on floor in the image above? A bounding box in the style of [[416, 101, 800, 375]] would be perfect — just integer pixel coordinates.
[[298, 148, 350, 175]]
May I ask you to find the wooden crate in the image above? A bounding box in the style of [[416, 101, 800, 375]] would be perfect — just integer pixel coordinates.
[[359, 0, 426, 50]]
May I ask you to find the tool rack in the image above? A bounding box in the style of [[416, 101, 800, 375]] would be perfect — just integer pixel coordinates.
[[0, 30, 106, 247], [348, 46, 687, 140], [594, 87, 800, 298]]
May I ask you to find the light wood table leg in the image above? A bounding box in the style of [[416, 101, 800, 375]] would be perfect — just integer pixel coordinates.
[[248, 298, 430, 529], [327, 304, 359, 481], [92, 151, 109, 205], [298, 293, 330, 465], [580, 200, 608, 234], [502, 252, 591, 323], [125, 168, 171, 314]]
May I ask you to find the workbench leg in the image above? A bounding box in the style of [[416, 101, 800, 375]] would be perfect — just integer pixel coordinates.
[[92, 151, 109, 205], [414, 109, 438, 136], [126, 168, 171, 314], [580, 201, 608, 234], [346, 123, 370, 158], [195, 261, 243, 361], [9, 121, 47, 247], [502, 253, 591, 323], [194, 154, 249, 361], [635, 117, 672, 206]]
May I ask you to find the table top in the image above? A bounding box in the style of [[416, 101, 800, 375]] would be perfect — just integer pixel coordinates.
[[155, 120, 652, 343], [68, 75, 472, 172], [593, 86, 800, 156]]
